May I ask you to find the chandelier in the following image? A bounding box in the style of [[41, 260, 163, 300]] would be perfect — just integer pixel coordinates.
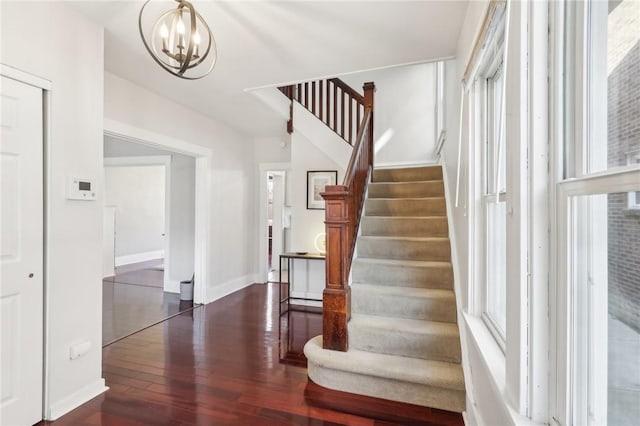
[[138, 0, 217, 80]]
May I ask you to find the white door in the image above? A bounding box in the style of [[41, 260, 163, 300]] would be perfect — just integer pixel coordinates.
[[0, 75, 44, 425]]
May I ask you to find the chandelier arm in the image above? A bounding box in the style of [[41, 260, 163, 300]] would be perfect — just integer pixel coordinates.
[[177, 1, 196, 76], [140, 2, 185, 76]]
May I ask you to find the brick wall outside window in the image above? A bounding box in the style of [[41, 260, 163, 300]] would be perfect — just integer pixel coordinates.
[[607, 5, 640, 332]]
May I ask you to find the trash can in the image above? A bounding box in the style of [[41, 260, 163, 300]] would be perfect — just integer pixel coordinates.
[[180, 275, 194, 301]]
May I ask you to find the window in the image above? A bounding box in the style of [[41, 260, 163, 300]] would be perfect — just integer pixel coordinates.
[[482, 61, 507, 341], [552, 1, 640, 425]]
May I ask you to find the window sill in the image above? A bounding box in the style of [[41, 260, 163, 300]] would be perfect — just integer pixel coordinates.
[[462, 312, 540, 426]]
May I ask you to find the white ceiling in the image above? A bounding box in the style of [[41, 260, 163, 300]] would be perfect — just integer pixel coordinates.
[[66, 1, 468, 138]]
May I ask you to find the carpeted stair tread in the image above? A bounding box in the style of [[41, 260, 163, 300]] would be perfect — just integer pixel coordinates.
[[351, 283, 454, 300], [351, 283, 457, 322], [358, 235, 450, 243], [372, 166, 443, 183], [361, 216, 449, 237], [368, 180, 445, 198], [357, 236, 451, 262], [350, 313, 459, 337], [352, 258, 454, 289], [365, 198, 446, 217], [349, 314, 462, 362], [304, 335, 464, 391], [353, 257, 452, 268]]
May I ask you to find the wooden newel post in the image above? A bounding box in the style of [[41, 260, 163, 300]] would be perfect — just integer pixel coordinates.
[[320, 185, 351, 351]]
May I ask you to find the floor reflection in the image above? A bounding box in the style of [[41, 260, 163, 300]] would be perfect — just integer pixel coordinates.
[[279, 303, 322, 367], [102, 260, 195, 346]]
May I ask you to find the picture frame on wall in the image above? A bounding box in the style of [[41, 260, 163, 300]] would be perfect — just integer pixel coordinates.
[[307, 170, 337, 210]]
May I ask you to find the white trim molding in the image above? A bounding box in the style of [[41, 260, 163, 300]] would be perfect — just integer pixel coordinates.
[[206, 274, 258, 305], [46, 379, 108, 421], [103, 118, 212, 305], [114, 250, 165, 267], [0, 63, 51, 90]]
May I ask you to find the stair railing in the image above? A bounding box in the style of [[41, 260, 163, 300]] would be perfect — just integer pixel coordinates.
[[278, 78, 366, 146], [319, 82, 375, 351]]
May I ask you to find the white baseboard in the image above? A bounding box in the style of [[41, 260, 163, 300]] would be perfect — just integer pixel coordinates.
[[115, 250, 164, 267], [205, 273, 258, 304], [463, 396, 479, 426], [374, 160, 438, 169], [46, 379, 108, 420]]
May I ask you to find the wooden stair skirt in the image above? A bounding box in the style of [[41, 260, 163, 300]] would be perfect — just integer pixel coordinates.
[[305, 165, 466, 415]]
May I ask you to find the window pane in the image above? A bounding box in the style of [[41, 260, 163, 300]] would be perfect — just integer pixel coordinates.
[[588, 0, 640, 173], [485, 64, 506, 195], [486, 201, 506, 335], [571, 192, 640, 425]]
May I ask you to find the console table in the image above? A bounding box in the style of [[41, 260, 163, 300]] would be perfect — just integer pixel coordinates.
[[278, 252, 325, 315]]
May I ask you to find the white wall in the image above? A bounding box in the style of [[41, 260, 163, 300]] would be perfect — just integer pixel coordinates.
[[254, 136, 291, 164], [0, 1, 106, 418], [341, 62, 438, 167], [168, 154, 196, 287], [288, 131, 345, 299], [104, 72, 257, 302], [105, 165, 165, 259]]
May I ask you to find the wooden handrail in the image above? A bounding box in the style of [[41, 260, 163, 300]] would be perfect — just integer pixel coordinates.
[[319, 82, 375, 351], [278, 78, 366, 146]]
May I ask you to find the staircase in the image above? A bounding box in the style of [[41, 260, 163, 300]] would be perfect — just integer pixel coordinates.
[[305, 165, 465, 413]]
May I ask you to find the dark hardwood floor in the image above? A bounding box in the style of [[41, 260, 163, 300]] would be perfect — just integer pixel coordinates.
[[102, 260, 195, 346], [44, 283, 463, 425]]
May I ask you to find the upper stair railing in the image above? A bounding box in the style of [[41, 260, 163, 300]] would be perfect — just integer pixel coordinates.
[[279, 78, 375, 352], [279, 78, 367, 146], [320, 82, 375, 351]]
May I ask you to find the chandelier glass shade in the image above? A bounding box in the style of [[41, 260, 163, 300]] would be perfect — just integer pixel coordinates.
[[138, 0, 216, 80]]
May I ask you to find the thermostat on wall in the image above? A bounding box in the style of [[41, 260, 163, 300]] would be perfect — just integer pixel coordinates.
[[67, 177, 96, 200]]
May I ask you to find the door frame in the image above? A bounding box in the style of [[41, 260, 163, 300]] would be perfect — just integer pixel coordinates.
[[104, 118, 212, 304], [0, 64, 51, 421], [103, 155, 172, 291], [258, 162, 290, 282]]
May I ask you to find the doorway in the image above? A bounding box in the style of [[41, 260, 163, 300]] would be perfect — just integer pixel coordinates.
[[259, 163, 290, 283], [268, 171, 287, 282], [102, 136, 197, 345]]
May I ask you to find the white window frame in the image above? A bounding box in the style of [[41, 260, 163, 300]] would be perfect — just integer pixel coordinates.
[[461, 1, 550, 420], [627, 152, 640, 209], [470, 12, 508, 349], [550, 1, 640, 425], [481, 58, 508, 346]]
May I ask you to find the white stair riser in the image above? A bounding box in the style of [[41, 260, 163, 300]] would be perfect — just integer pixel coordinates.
[[352, 261, 453, 289], [357, 238, 451, 262], [368, 181, 444, 198], [349, 325, 462, 363], [351, 290, 456, 322], [361, 217, 448, 237], [308, 363, 465, 413], [365, 198, 446, 217]]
